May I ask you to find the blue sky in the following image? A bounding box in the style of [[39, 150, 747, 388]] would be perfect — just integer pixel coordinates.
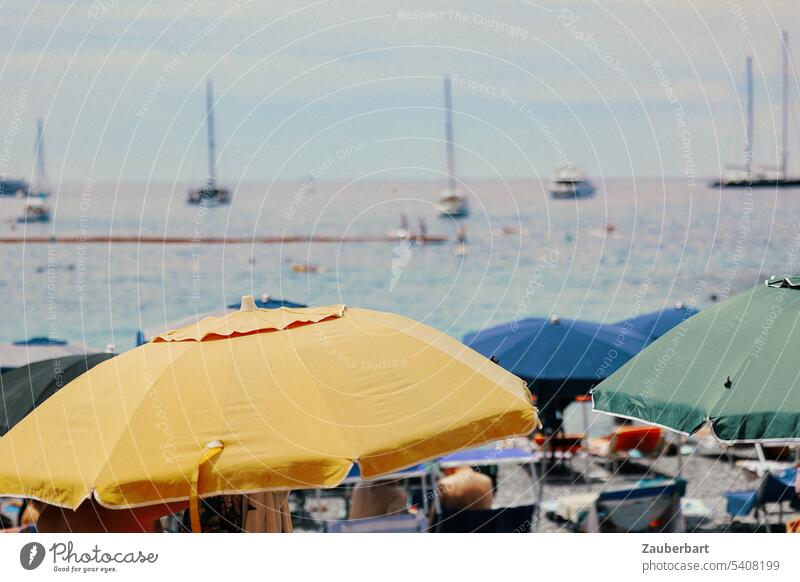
[[1, 0, 799, 184]]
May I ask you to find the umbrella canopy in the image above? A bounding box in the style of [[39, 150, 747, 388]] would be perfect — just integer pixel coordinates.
[[593, 276, 800, 443], [464, 316, 649, 381], [0, 296, 536, 522], [465, 316, 648, 427], [616, 304, 699, 342], [0, 337, 93, 372], [139, 294, 306, 344], [0, 353, 114, 435]]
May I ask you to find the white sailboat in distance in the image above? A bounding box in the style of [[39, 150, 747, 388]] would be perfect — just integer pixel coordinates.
[[712, 31, 800, 188], [18, 118, 51, 223], [188, 79, 231, 205], [437, 76, 468, 218]]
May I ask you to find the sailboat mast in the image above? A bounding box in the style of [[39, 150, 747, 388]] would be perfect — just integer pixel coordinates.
[[781, 31, 790, 178], [745, 56, 754, 176], [443, 76, 457, 193], [206, 79, 217, 190], [34, 118, 47, 195]]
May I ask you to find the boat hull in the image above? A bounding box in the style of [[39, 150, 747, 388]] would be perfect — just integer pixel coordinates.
[[550, 182, 595, 199], [710, 178, 800, 188], [0, 179, 29, 197], [438, 204, 469, 218], [187, 186, 231, 205], [438, 195, 469, 217], [17, 208, 50, 223], [17, 215, 50, 224]]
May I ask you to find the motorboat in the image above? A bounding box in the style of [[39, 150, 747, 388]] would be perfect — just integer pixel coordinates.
[[549, 162, 596, 199]]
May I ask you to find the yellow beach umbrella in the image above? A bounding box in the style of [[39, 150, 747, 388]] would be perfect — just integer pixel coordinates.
[[0, 297, 536, 530]]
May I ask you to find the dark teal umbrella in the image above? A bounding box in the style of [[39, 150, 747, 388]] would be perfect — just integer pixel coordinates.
[[0, 353, 114, 435], [593, 276, 800, 442]]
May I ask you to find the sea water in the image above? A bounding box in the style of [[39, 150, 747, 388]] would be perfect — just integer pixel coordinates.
[[0, 177, 794, 356]]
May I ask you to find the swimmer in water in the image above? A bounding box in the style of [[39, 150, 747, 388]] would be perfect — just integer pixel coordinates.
[[454, 227, 467, 256], [417, 217, 428, 245]]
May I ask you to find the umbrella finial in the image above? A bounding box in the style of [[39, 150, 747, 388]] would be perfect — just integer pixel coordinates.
[[240, 295, 257, 312]]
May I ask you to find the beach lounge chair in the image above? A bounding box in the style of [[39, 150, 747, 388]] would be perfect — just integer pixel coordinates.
[[436, 445, 542, 531], [299, 463, 432, 532], [437, 446, 539, 470], [556, 479, 686, 532], [587, 426, 664, 470], [736, 459, 794, 481], [724, 467, 798, 530], [431, 505, 535, 533], [341, 463, 432, 517], [326, 512, 427, 533]]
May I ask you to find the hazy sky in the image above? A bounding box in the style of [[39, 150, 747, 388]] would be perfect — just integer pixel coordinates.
[[1, 0, 799, 184]]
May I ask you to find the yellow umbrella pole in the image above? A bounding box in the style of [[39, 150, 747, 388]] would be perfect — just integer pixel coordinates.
[[190, 441, 224, 533]]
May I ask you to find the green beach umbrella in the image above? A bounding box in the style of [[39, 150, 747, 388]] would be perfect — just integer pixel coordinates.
[[0, 353, 114, 436], [593, 276, 800, 442]]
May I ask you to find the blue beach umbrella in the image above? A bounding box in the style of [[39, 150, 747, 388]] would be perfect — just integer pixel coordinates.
[[464, 316, 648, 428], [616, 304, 699, 343]]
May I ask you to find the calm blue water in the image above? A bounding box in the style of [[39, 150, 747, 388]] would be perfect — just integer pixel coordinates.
[[0, 177, 796, 354]]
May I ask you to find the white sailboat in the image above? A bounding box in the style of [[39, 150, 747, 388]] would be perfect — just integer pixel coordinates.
[[437, 76, 468, 218], [188, 79, 231, 205], [713, 32, 800, 188], [18, 119, 51, 224]]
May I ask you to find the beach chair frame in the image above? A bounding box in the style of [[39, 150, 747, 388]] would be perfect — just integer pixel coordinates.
[[725, 466, 798, 532], [325, 512, 428, 533], [562, 479, 686, 533], [431, 448, 542, 532]]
